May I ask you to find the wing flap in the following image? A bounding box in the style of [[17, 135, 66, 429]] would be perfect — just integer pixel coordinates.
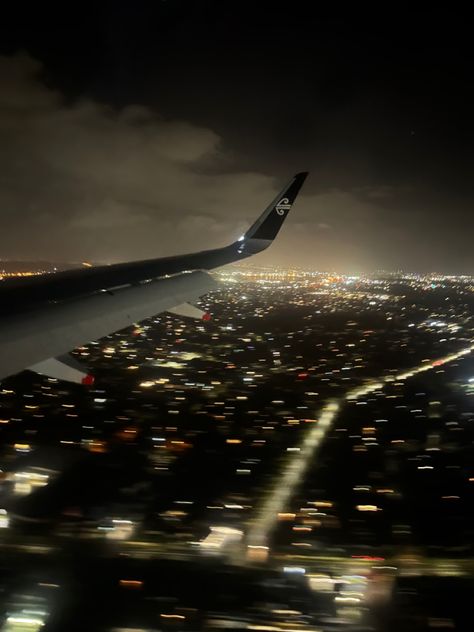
[[28, 356, 94, 385]]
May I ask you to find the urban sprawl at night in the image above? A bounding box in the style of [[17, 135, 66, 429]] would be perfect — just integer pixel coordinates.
[[2, 265, 474, 630]]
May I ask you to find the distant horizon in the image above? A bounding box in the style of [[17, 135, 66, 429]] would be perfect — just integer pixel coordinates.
[[3, 257, 474, 278]]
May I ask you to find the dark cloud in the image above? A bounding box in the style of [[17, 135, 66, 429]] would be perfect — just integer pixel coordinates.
[[1, 2, 474, 273], [0, 53, 401, 272], [0, 54, 280, 262]]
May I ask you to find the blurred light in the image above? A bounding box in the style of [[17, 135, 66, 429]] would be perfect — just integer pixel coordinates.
[[4, 613, 46, 630], [0, 508, 9, 528], [13, 443, 31, 453], [119, 579, 143, 589], [13, 471, 50, 496], [200, 526, 243, 550], [246, 545, 269, 562], [102, 519, 135, 540], [335, 595, 361, 603]]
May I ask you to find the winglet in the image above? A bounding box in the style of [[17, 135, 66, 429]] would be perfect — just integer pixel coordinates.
[[236, 172, 308, 256]]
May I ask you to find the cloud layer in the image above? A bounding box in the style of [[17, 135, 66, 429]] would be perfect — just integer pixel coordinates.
[[2, 53, 470, 273], [0, 54, 287, 263]]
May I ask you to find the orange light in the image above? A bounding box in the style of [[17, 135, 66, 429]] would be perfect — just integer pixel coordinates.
[[119, 579, 143, 589], [88, 441, 107, 454]]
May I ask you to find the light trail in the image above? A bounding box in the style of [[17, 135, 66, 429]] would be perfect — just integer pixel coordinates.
[[246, 399, 340, 549], [246, 340, 474, 550]]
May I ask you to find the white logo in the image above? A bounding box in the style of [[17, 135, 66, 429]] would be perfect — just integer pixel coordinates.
[[275, 197, 291, 215]]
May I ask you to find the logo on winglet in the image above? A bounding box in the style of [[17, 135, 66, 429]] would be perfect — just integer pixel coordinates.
[[275, 197, 291, 215]]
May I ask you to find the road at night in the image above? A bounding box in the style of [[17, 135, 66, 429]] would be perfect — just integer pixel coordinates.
[[246, 339, 474, 550]]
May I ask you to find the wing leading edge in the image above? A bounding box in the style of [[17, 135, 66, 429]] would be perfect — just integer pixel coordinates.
[[0, 172, 308, 310]]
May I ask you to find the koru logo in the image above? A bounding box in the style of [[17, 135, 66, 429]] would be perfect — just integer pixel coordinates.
[[275, 197, 291, 215]]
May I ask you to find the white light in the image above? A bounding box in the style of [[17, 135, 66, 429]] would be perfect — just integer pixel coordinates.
[[5, 614, 45, 630], [200, 525, 243, 550], [0, 508, 9, 529]]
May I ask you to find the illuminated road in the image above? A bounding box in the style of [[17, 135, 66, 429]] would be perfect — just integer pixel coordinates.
[[246, 340, 474, 549], [2, 535, 472, 580]]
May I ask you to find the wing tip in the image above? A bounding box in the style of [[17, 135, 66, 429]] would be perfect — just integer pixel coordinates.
[[241, 171, 309, 244]]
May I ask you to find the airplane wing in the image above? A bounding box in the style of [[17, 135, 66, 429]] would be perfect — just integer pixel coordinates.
[[0, 172, 308, 383]]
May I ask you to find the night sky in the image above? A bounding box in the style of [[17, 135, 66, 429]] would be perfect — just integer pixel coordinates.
[[1, 3, 474, 272]]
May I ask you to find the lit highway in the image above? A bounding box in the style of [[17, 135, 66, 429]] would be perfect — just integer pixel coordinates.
[[246, 339, 474, 550]]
